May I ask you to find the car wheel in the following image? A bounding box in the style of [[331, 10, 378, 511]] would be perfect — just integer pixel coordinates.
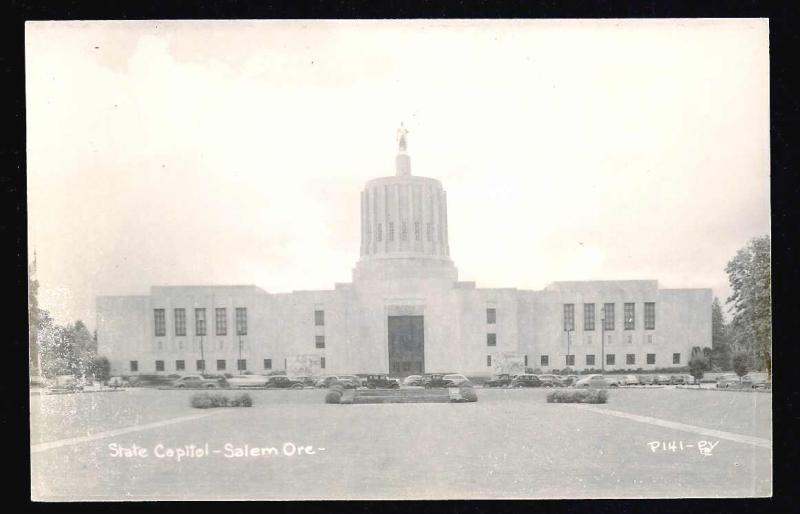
[[205, 384, 216, 389], [291, 384, 303, 389], [176, 384, 185, 388]]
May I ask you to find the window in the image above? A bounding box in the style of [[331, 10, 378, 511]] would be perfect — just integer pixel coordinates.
[[645, 302, 656, 330], [486, 333, 496, 347], [196, 360, 205, 371], [540, 355, 549, 366], [606, 354, 615, 365], [486, 308, 496, 324], [216, 359, 226, 371], [215, 308, 227, 336], [563, 304, 575, 331], [195, 308, 207, 336], [235, 308, 247, 336], [316, 335, 325, 349], [414, 222, 421, 241], [321, 357, 326, 369], [586, 354, 595, 366], [487, 355, 492, 367], [673, 353, 681, 365], [584, 303, 595, 331], [174, 308, 186, 336], [566, 355, 575, 366], [624, 303, 635, 330], [388, 222, 394, 241], [155, 360, 165, 372], [626, 354, 636, 365], [377, 223, 383, 242], [130, 360, 138, 372], [603, 304, 615, 330], [237, 359, 247, 371], [524, 355, 528, 367], [401, 221, 408, 241], [314, 310, 325, 326], [426, 222, 433, 241], [647, 353, 656, 365], [154, 309, 166, 337], [263, 359, 272, 370], [176, 360, 185, 371]]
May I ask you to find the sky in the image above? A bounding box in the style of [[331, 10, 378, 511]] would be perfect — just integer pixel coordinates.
[[26, 19, 770, 330]]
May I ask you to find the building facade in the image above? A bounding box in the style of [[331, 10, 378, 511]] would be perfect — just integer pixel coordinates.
[[97, 128, 712, 377]]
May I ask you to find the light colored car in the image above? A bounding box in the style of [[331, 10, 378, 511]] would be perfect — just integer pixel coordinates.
[[717, 373, 752, 389], [442, 374, 471, 386], [574, 374, 619, 388], [315, 375, 341, 388], [227, 374, 270, 388], [173, 375, 220, 389], [107, 376, 130, 389], [338, 375, 363, 387], [622, 374, 640, 386], [402, 375, 424, 386]]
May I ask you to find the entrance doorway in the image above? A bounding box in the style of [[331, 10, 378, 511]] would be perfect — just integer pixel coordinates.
[[388, 315, 424, 376]]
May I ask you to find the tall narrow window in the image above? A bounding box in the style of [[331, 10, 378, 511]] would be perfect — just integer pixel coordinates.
[[263, 359, 272, 370], [196, 359, 205, 371], [624, 303, 635, 330], [646, 353, 656, 365], [130, 360, 138, 372], [174, 308, 186, 336], [195, 308, 206, 336], [414, 222, 421, 241], [237, 359, 247, 371], [154, 309, 166, 337], [606, 354, 615, 365], [540, 355, 549, 366], [376, 223, 383, 242], [486, 308, 496, 324], [155, 360, 165, 372], [524, 355, 528, 367], [235, 308, 247, 336], [316, 335, 325, 349], [400, 221, 407, 241], [584, 303, 595, 331], [175, 360, 185, 371], [586, 354, 595, 366], [321, 357, 326, 369], [603, 303, 615, 330], [215, 308, 227, 336], [563, 304, 575, 331], [486, 333, 497, 347], [487, 355, 492, 367], [626, 353, 636, 365], [216, 359, 226, 371], [388, 222, 394, 241], [566, 355, 575, 366], [645, 302, 656, 330], [314, 310, 325, 326], [673, 353, 681, 364]]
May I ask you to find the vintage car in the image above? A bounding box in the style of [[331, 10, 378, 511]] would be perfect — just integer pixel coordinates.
[[574, 374, 619, 388], [292, 376, 318, 387], [717, 373, 753, 389], [227, 374, 271, 388], [484, 374, 514, 388], [443, 374, 471, 387], [172, 375, 222, 389], [423, 374, 453, 388], [510, 374, 542, 388], [536, 374, 565, 388], [402, 375, 424, 386], [265, 375, 305, 389], [365, 374, 400, 389]]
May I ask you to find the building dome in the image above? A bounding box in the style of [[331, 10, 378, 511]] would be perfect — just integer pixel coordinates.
[[353, 124, 457, 282]]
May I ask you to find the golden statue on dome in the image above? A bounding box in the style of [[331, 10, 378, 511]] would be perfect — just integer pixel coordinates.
[[397, 122, 408, 153]]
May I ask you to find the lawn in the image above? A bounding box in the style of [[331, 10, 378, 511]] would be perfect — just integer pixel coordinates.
[[30, 387, 772, 500]]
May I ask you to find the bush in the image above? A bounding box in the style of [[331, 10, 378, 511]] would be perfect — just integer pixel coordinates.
[[325, 390, 342, 404], [547, 389, 608, 404], [190, 392, 252, 409], [329, 384, 345, 394], [732, 352, 750, 378], [459, 387, 478, 402]]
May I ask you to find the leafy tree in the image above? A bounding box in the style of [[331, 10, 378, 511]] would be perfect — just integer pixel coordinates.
[[732, 352, 749, 380], [91, 356, 111, 382], [28, 258, 42, 374], [711, 297, 732, 370], [688, 354, 707, 386], [725, 235, 771, 376]]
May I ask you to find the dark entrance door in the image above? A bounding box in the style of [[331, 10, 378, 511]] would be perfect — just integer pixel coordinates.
[[388, 316, 424, 376]]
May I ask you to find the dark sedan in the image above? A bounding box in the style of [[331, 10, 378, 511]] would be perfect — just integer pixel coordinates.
[[265, 376, 305, 389], [484, 374, 514, 388], [510, 374, 542, 388]]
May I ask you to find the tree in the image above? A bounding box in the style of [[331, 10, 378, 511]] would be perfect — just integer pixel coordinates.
[[732, 352, 749, 381], [688, 354, 707, 386], [711, 297, 732, 370], [28, 257, 42, 374], [91, 356, 111, 382], [725, 235, 771, 376]]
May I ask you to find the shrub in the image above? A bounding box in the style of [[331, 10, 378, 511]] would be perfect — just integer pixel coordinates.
[[732, 352, 750, 378], [329, 384, 345, 394], [459, 387, 478, 402], [546, 389, 608, 404], [190, 392, 251, 409], [325, 390, 342, 404]]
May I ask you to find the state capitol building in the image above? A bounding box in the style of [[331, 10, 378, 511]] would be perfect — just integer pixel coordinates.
[[97, 126, 711, 378]]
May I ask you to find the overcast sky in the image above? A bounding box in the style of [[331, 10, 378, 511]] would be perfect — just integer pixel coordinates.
[[26, 19, 770, 330]]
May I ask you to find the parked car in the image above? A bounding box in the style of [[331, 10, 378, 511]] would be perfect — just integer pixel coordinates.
[[423, 374, 453, 388], [537, 374, 565, 388], [717, 373, 753, 389], [265, 376, 305, 389], [337, 375, 363, 388], [510, 374, 542, 388], [669, 375, 688, 385], [107, 376, 130, 389], [292, 376, 318, 387], [638, 374, 656, 386], [560, 375, 579, 387], [574, 374, 619, 388], [315, 375, 341, 388], [49, 375, 84, 392], [443, 374, 471, 387], [227, 374, 270, 388], [402, 375, 424, 386], [622, 374, 640, 386], [173, 375, 221, 389], [484, 374, 514, 388], [654, 375, 672, 385], [365, 374, 400, 389]]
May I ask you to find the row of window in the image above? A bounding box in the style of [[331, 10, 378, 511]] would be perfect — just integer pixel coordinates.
[[130, 357, 327, 373], [154, 308, 248, 337], [368, 222, 443, 243], [564, 303, 656, 332], [535, 352, 681, 367]]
